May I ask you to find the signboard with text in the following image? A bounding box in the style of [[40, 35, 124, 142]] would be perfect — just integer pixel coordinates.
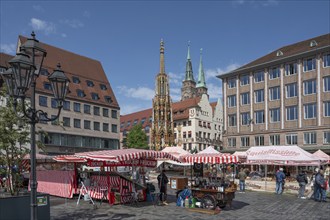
[[87, 159, 157, 168]]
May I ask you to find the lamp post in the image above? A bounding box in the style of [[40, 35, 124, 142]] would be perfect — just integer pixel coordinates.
[[0, 32, 69, 220]]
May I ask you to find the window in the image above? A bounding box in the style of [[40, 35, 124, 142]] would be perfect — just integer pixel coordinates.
[[228, 78, 236, 88], [112, 124, 118, 133], [286, 134, 297, 145], [255, 136, 264, 146], [254, 89, 264, 103], [228, 95, 236, 107], [86, 80, 94, 87], [39, 96, 47, 107], [303, 79, 316, 95], [103, 108, 109, 117], [100, 84, 107, 90], [241, 112, 250, 126], [51, 98, 58, 108], [40, 68, 49, 76], [63, 117, 70, 127], [133, 119, 138, 126], [285, 63, 297, 75], [149, 116, 152, 123], [324, 101, 330, 117], [94, 122, 100, 131], [286, 83, 297, 98], [324, 131, 330, 144], [74, 119, 81, 128], [255, 110, 264, 124], [270, 108, 280, 123], [111, 110, 118, 119], [63, 101, 70, 111], [324, 76, 330, 92], [241, 137, 250, 147], [72, 76, 80, 84], [77, 89, 85, 97], [304, 103, 316, 119], [286, 106, 298, 121], [91, 93, 99, 100], [51, 115, 59, 125], [84, 104, 91, 114], [228, 138, 236, 147], [39, 114, 48, 124], [324, 53, 330, 67], [303, 57, 316, 72], [105, 96, 112, 104], [126, 121, 131, 127], [103, 123, 109, 132], [74, 102, 80, 112], [188, 120, 192, 126], [269, 67, 280, 79], [84, 120, 91, 129], [94, 106, 100, 116], [241, 93, 250, 105], [240, 74, 249, 86], [270, 134, 280, 146], [254, 70, 264, 82], [44, 82, 52, 90], [269, 86, 280, 101], [228, 114, 236, 127], [304, 132, 317, 144]]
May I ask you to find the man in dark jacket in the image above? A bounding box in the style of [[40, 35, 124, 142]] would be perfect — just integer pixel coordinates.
[[296, 170, 308, 199], [275, 168, 286, 194], [315, 169, 327, 202], [157, 170, 169, 205]]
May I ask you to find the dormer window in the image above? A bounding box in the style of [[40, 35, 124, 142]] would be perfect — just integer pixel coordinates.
[[91, 93, 99, 100], [77, 89, 85, 97], [276, 50, 283, 56], [86, 80, 94, 87], [43, 82, 52, 90], [40, 68, 49, 76], [100, 84, 107, 90], [72, 76, 80, 84], [105, 96, 112, 104], [310, 40, 318, 47]]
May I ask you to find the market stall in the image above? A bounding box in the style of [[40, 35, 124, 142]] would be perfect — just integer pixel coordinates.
[[51, 148, 180, 204], [180, 152, 239, 209]]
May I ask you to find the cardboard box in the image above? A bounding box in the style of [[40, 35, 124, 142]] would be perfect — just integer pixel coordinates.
[[170, 177, 188, 190]]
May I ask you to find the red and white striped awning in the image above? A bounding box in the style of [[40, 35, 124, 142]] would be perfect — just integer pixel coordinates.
[[53, 155, 87, 163], [53, 148, 180, 163], [181, 153, 239, 164]]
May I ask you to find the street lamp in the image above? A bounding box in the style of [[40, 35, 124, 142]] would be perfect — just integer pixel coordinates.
[[1, 32, 69, 220]]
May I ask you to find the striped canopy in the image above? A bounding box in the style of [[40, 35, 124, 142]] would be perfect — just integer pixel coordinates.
[[53, 155, 87, 163], [181, 153, 239, 164], [53, 148, 180, 163]]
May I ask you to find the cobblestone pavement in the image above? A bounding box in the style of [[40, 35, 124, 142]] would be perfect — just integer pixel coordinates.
[[50, 189, 330, 220]]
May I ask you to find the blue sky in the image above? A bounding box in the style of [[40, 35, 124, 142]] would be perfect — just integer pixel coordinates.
[[1, 0, 329, 115]]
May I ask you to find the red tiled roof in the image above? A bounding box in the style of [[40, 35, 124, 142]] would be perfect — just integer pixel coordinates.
[[18, 36, 119, 108], [218, 33, 330, 78], [0, 53, 14, 68], [120, 97, 219, 131]]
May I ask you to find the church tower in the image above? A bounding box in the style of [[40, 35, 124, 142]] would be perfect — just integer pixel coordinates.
[[196, 48, 208, 97], [151, 40, 174, 151], [181, 42, 197, 101]]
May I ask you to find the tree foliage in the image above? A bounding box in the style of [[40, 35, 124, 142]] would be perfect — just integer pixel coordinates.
[[126, 124, 149, 149], [0, 89, 30, 195]]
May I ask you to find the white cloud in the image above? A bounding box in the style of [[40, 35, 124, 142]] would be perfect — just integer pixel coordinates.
[[0, 43, 16, 54], [29, 18, 56, 35], [83, 11, 91, 18], [207, 83, 222, 100], [168, 72, 184, 86], [117, 86, 154, 101], [120, 103, 150, 115], [33, 5, 44, 12], [232, 0, 279, 7], [204, 63, 240, 81], [60, 19, 84, 28], [61, 33, 67, 38]]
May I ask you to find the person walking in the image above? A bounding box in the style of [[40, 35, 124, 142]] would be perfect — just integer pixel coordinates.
[[296, 170, 308, 199], [157, 170, 169, 205], [275, 168, 286, 195], [315, 169, 327, 202], [238, 168, 247, 193]]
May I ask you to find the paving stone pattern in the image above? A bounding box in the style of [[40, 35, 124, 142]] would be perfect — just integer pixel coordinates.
[[50, 190, 329, 220]]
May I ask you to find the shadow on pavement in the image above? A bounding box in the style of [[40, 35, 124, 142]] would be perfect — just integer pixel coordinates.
[[221, 200, 250, 212]]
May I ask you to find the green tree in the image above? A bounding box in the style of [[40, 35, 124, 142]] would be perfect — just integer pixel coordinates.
[[126, 124, 148, 149], [0, 89, 30, 195]]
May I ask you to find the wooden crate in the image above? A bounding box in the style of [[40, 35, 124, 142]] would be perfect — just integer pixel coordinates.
[[170, 177, 188, 190]]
